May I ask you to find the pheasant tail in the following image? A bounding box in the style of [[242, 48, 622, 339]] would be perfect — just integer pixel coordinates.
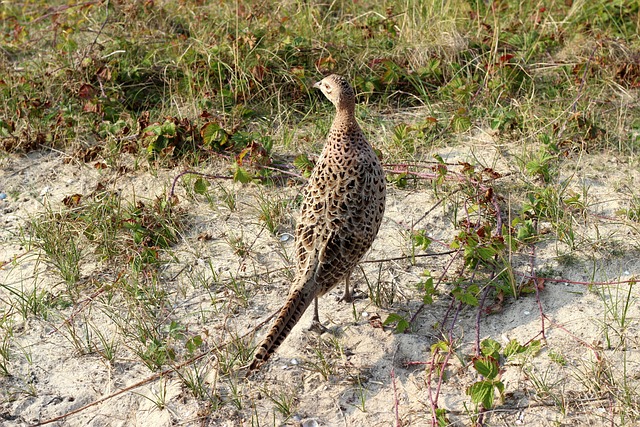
[[249, 281, 316, 370]]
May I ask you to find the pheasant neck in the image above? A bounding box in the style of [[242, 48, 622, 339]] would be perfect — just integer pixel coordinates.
[[332, 106, 357, 130]]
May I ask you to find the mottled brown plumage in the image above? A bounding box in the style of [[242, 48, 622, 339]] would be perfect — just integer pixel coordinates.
[[249, 74, 386, 371]]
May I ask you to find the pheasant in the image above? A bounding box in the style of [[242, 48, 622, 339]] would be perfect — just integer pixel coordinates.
[[249, 74, 386, 370]]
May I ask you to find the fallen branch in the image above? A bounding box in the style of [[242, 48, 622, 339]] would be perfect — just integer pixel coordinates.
[[362, 250, 457, 264], [519, 274, 638, 287], [391, 368, 402, 427], [168, 166, 304, 200]]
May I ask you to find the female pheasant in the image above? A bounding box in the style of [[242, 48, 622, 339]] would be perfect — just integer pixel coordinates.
[[249, 74, 386, 370]]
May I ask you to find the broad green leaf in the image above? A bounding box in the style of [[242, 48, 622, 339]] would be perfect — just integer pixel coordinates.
[[233, 166, 252, 184], [201, 121, 229, 149], [452, 287, 478, 306], [412, 230, 432, 251], [420, 273, 435, 304], [194, 178, 208, 195], [201, 122, 221, 145], [503, 339, 526, 358], [293, 154, 314, 177], [186, 335, 203, 353], [527, 339, 542, 356], [472, 355, 500, 380], [480, 338, 501, 359], [143, 123, 163, 136], [451, 113, 471, 132], [383, 313, 410, 333], [467, 380, 495, 409], [146, 134, 168, 154], [160, 120, 176, 136], [476, 246, 495, 261]]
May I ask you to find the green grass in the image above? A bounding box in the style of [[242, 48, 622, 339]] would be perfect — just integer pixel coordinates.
[[1, 0, 640, 425], [3, 0, 637, 160]]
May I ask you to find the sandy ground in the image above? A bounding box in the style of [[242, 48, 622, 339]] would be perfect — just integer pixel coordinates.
[[2, 130, 640, 426]]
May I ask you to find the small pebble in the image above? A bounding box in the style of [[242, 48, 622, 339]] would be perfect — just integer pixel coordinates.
[[279, 233, 293, 242], [290, 358, 299, 365], [0, 192, 6, 200], [524, 311, 530, 315], [40, 186, 51, 196], [302, 419, 319, 427], [362, 311, 369, 317]]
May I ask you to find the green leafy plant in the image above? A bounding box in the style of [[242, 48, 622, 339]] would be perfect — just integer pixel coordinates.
[[383, 313, 410, 333], [466, 338, 531, 411]]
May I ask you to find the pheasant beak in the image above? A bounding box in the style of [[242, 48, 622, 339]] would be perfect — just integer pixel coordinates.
[[313, 81, 322, 89]]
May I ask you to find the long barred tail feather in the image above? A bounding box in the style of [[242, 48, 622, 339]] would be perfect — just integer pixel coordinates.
[[249, 286, 316, 371]]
